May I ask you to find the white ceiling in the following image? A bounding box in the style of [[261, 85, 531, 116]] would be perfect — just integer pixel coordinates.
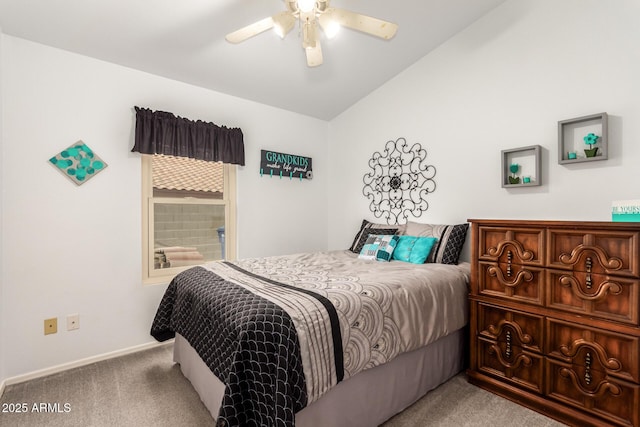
[[0, 0, 506, 120]]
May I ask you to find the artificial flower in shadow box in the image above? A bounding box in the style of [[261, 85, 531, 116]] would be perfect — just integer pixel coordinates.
[[583, 133, 600, 157], [508, 163, 520, 184]]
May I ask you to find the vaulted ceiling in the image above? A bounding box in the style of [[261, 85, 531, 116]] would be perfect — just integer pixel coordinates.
[[0, 0, 506, 120]]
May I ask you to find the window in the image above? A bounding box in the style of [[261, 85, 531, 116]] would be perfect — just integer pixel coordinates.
[[142, 154, 236, 284]]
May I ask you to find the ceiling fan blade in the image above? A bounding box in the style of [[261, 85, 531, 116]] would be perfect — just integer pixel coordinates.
[[306, 43, 323, 67], [319, 8, 398, 40], [225, 17, 274, 43], [226, 11, 294, 44]]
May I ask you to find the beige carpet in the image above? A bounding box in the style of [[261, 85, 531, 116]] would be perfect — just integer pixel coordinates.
[[0, 343, 565, 427]]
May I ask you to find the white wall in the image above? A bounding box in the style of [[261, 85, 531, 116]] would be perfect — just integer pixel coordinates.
[[0, 35, 328, 379], [328, 0, 640, 255]]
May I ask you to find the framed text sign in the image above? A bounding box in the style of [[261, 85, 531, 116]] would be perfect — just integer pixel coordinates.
[[260, 149, 313, 180]]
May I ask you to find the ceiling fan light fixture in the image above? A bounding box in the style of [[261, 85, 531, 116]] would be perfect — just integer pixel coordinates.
[[273, 24, 285, 38], [297, 0, 316, 13], [321, 20, 340, 39], [225, 0, 398, 67], [316, 0, 329, 12], [273, 22, 292, 39]]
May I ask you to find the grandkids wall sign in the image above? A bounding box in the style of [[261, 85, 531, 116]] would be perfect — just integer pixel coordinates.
[[260, 149, 313, 180]]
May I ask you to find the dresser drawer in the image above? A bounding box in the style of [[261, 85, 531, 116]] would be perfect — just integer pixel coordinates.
[[546, 319, 640, 383], [478, 226, 544, 266], [478, 336, 543, 393], [479, 261, 544, 305], [547, 270, 640, 325], [477, 303, 543, 353], [548, 229, 640, 277], [546, 359, 640, 427]]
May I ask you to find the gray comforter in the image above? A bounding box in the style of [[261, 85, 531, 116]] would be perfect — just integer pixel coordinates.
[[151, 250, 470, 427]]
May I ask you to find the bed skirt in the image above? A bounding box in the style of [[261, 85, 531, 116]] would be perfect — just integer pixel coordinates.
[[174, 328, 465, 427]]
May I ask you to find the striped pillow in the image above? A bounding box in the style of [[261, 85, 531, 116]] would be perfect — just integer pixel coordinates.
[[403, 222, 469, 264]]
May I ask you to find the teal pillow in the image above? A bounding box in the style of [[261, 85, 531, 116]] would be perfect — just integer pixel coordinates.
[[358, 234, 399, 262], [392, 236, 438, 264]]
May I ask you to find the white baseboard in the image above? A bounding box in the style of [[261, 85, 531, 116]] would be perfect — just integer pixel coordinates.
[[2, 339, 174, 390]]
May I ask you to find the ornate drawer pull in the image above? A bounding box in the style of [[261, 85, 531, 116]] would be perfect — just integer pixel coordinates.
[[559, 339, 622, 372], [487, 320, 533, 346], [507, 251, 513, 277], [585, 257, 593, 289], [559, 276, 623, 302], [505, 330, 512, 359], [487, 240, 534, 261], [558, 245, 623, 271], [585, 352, 592, 385], [559, 367, 621, 398], [488, 344, 531, 369], [487, 265, 534, 288]]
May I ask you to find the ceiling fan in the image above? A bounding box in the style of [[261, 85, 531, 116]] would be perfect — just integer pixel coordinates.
[[225, 0, 398, 67]]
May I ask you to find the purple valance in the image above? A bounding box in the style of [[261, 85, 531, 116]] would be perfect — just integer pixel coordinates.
[[132, 107, 245, 166]]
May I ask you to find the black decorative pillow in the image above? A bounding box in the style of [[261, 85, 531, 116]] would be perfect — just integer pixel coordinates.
[[349, 220, 399, 254], [404, 222, 469, 264], [437, 223, 469, 264]]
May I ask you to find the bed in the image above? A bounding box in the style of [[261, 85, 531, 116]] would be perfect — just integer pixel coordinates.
[[151, 238, 470, 427]]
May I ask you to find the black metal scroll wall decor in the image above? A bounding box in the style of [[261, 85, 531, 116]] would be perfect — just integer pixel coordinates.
[[362, 137, 437, 225]]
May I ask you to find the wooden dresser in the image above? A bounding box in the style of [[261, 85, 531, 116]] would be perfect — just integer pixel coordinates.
[[467, 219, 640, 427]]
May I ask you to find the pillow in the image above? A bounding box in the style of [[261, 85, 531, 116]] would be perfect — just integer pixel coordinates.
[[404, 222, 469, 264], [392, 236, 438, 264], [349, 219, 399, 254], [358, 234, 400, 261]]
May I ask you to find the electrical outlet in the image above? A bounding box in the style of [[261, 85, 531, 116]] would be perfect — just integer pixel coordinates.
[[67, 314, 80, 331], [44, 318, 57, 335]]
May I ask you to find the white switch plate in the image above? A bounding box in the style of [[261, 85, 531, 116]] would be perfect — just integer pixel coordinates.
[[67, 314, 80, 331]]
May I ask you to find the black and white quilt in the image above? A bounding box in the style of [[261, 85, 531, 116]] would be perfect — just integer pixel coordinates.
[[151, 251, 470, 427]]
